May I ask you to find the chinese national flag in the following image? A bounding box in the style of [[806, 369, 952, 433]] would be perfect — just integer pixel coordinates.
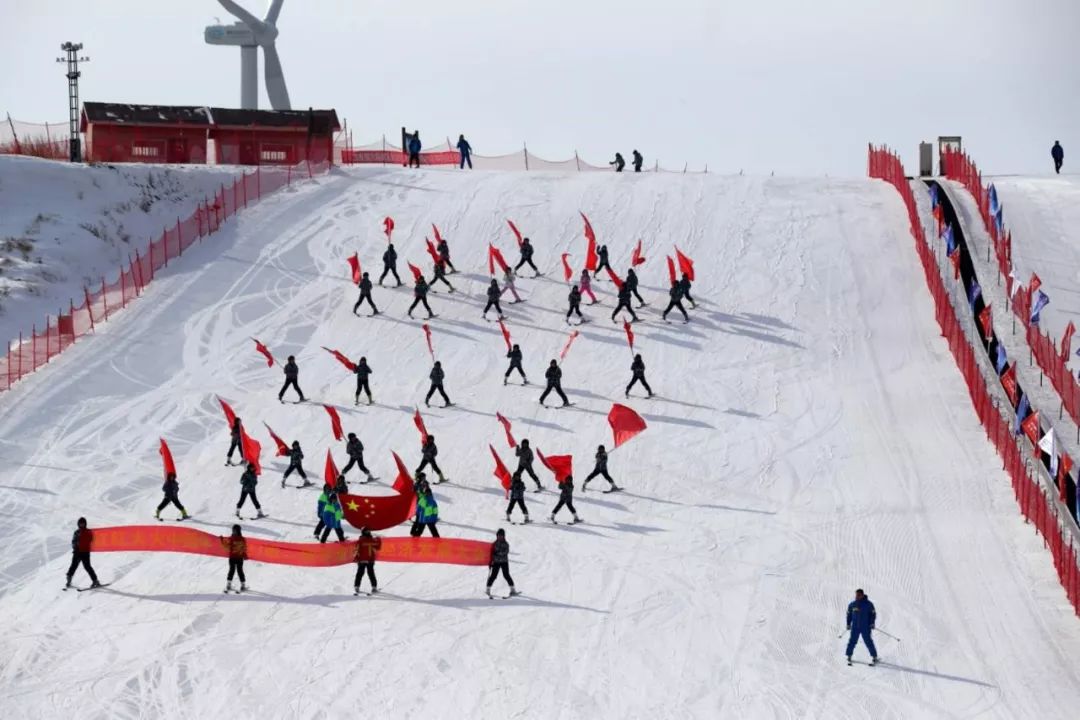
[[347, 254, 361, 284], [608, 403, 647, 448], [264, 422, 289, 456], [159, 438, 176, 479], [674, 247, 695, 281], [408, 262, 423, 282], [490, 444, 512, 498], [241, 426, 262, 475], [323, 405, 344, 441]]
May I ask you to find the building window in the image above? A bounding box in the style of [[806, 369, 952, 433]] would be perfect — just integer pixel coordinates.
[[260, 145, 291, 163], [132, 144, 162, 158]]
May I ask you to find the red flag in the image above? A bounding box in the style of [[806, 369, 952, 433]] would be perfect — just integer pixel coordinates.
[[1029, 272, 1042, 298], [666, 256, 677, 286], [217, 396, 238, 428], [323, 405, 344, 441], [383, 216, 394, 241], [347, 253, 361, 284], [1063, 321, 1076, 360], [537, 449, 573, 484], [507, 220, 524, 248], [1059, 453, 1075, 502], [321, 346, 357, 372], [1001, 364, 1018, 407], [264, 422, 289, 456], [408, 262, 423, 282], [949, 248, 960, 279], [488, 244, 509, 275], [425, 238, 441, 266], [608, 403, 647, 449], [1021, 411, 1041, 447], [432, 224, 443, 244], [391, 451, 414, 495], [674, 246, 695, 281], [978, 304, 993, 340], [623, 320, 635, 351], [560, 330, 580, 362], [422, 323, 434, 359], [413, 409, 429, 444], [498, 319, 512, 351], [253, 338, 275, 367], [495, 412, 517, 448], [159, 438, 176, 480], [490, 444, 512, 498], [561, 253, 573, 282], [631, 239, 645, 267], [932, 203, 944, 223], [582, 213, 598, 271], [606, 267, 624, 290], [241, 426, 262, 475], [325, 449, 339, 486]]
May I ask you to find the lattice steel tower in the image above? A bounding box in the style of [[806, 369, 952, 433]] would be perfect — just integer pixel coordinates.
[[56, 42, 89, 162]]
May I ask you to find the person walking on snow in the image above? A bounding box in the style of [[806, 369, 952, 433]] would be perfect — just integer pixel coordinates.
[[221, 524, 247, 593], [457, 134, 473, 170], [156, 471, 190, 520], [501, 266, 522, 303], [354, 527, 382, 594], [594, 244, 613, 278], [678, 273, 697, 308], [506, 470, 531, 522], [319, 492, 347, 543], [1052, 141, 1064, 174], [408, 276, 435, 319], [505, 343, 527, 385], [425, 361, 452, 408], [579, 269, 597, 304], [611, 283, 640, 323], [515, 238, 539, 276], [632, 149, 644, 173], [432, 260, 455, 293], [407, 130, 422, 168], [65, 517, 101, 589], [226, 416, 243, 466], [282, 441, 310, 488], [582, 445, 620, 491], [610, 153, 626, 172], [483, 279, 504, 319], [626, 354, 653, 398], [625, 268, 646, 307], [314, 483, 332, 537], [486, 528, 519, 597], [343, 432, 374, 482], [379, 243, 402, 286], [278, 355, 305, 402], [845, 588, 879, 665], [416, 434, 447, 483], [550, 475, 581, 523], [414, 484, 441, 537], [566, 285, 586, 324], [539, 359, 570, 407], [514, 439, 543, 491], [236, 462, 265, 519], [352, 271, 379, 315], [437, 237, 457, 273], [354, 356, 373, 405], [662, 281, 690, 323]]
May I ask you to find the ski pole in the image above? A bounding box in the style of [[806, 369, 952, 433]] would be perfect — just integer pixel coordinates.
[[875, 628, 901, 642]]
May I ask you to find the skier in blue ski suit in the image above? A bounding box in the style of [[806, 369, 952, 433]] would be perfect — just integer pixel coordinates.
[[845, 589, 878, 662]]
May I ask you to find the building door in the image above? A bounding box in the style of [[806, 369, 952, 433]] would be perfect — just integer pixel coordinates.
[[166, 138, 188, 164], [239, 141, 256, 165]]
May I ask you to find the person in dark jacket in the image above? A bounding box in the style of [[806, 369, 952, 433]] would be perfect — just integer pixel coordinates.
[[550, 475, 581, 523], [379, 243, 402, 286], [278, 355, 305, 402], [354, 527, 382, 594], [282, 441, 310, 488], [678, 273, 696, 308], [566, 285, 585, 324], [611, 283, 640, 323], [436, 237, 457, 273], [425, 361, 451, 407], [222, 524, 247, 592], [334, 472, 350, 496], [65, 517, 101, 589], [226, 417, 243, 466], [845, 588, 879, 664], [504, 343, 527, 385], [354, 356, 373, 405], [352, 271, 379, 315], [408, 276, 435, 319], [506, 470, 531, 522], [483, 279, 504, 319], [662, 281, 690, 323], [432, 260, 455, 293], [582, 445, 619, 491], [314, 483, 332, 537], [626, 354, 653, 398], [632, 150, 643, 173], [514, 438, 542, 490], [594, 244, 612, 278], [610, 153, 626, 172], [415, 434, 446, 482], [486, 528, 519, 597], [625, 268, 646, 307], [539, 359, 570, 407], [320, 492, 346, 543], [408, 131, 422, 168], [457, 134, 473, 169], [414, 485, 440, 537], [236, 463, 265, 519], [515, 238, 539, 276], [156, 471, 190, 520], [1052, 141, 1064, 174], [343, 432, 373, 482]]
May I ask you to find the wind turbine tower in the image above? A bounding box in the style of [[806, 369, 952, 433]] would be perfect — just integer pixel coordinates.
[[204, 0, 291, 110]]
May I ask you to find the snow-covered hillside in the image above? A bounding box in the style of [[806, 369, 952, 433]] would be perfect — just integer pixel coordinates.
[[1, 167, 1079, 719], [0, 155, 238, 344]]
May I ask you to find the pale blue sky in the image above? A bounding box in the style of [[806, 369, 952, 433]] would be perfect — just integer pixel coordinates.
[[2, 0, 1077, 175]]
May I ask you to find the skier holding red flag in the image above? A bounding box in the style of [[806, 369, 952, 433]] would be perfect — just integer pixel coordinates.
[[432, 260, 456, 293], [625, 268, 646, 307], [226, 416, 243, 466], [504, 344, 527, 385], [408, 276, 435, 319], [278, 356, 305, 403], [550, 475, 581, 524], [626, 354, 653, 398], [379, 243, 402, 286], [594, 244, 612, 279], [662, 282, 690, 323], [354, 357, 373, 405], [582, 445, 620, 492], [506, 470, 531, 523], [425, 361, 452, 408], [281, 441, 310, 488], [566, 285, 586, 325], [436, 237, 457, 274], [540, 359, 571, 407], [352, 272, 379, 316], [483, 279, 505, 320], [514, 439, 543, 491], [343, 432, 374, 483], [515, 238, 540, 276], [678, 273, 697, 308], [155, 472, 190, 521], [611, 283, 640, 323], [65, 517, 102, 590]]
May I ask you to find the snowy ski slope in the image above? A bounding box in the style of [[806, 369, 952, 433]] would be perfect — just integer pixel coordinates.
[[1, 167, 1079, 719]]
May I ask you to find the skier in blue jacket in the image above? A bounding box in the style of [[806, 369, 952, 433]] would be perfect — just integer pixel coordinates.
[[845, 588, 878, 665], [407, 131, 422, 168]]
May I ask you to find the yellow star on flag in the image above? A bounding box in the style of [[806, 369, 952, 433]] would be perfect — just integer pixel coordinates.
[[347, 501, 359, 511]]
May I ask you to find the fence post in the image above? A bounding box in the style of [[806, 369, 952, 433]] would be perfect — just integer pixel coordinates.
[[242, 174, 248, 208], [121, 265, 127, 305], [177, 216, 182, 254], [163, 228, 169, 268], [287, 166, 292, 185], [85, 288, 95, 332], [18, 332, 22, 377], [523, 143, 529, 171], [32, 325, 36, 371], [101, 277, 108, 321]]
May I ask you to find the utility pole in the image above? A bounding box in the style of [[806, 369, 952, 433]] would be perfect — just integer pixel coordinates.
[[56, 42, 89, 162]]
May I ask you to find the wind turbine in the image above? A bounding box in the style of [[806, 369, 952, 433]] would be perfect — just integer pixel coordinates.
[[204, 0, 291, 110]]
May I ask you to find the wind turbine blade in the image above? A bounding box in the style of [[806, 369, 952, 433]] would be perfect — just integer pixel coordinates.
[[265, 0, 285, 25], [263, 44, 291, 110], [217, 0, 265, 31]]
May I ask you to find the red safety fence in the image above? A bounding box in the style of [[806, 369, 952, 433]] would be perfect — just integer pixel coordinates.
[[342, 149, 461, 166], [1, 159, 331, 394], [870, 144, 1080, 615]]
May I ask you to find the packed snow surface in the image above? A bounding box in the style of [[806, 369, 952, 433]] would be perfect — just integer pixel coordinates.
[[1, 167, 1079, 719]]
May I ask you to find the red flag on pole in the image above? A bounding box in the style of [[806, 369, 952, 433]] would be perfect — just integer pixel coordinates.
[[347, 253, 361, 284], [408, 262, 423, 282], [561, 253, 573, 282], [383, 217, 395, 241], [1059, 453, 1075, 502], [606, 267, 624, 289], [948, 248, 960, 279], [159, 438, 176, 479], [537, 449, 573, 484], [217, 396, 238, 428], [321, 346, 357, 372], [323, 405, 344, 441], [432, 224, 444, 244], [582, 213, 598, 271], [1001, 365, 1019, 407], [498, 319, 512, 351], [978, 304, 993, 340], [264, 422, 289, 456], [422, 323, 434, 359], [559, 330, 580, 362], [425, 239, 441, 266], [631, 239, 646, 267], [488, 244, 509, 275], [495, 412, 517, 448], [507, 220, 524, 248], [1029, 272, 1042, 298], [608, 403, 647, 448], [490, 444, 512, 498], [674, 246, 695, 281], [666, 256, 677, 286], [1062, 321, 1076, 360], [252, 338, 275, 367], [413, 409, 429, 444], [241, 426, 262, 475], [391, 451, 414, 495], [623, 320, 634, 351], [325, 449, 339, 486], [1021, 411, 1041, 447]]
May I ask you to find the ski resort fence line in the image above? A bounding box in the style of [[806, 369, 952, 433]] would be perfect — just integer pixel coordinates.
[[0, 159, 331, 395], [869, 145, 1080, 616]]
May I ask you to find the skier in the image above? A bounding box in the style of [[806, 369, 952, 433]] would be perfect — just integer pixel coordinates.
[[414, 484, 440, 537], [425, 360, 451, 408], [65, 517, 101, 589], [1052, 141, 1064, 174], [486, 528, 519, 597], [236, 462, 265, 519], [222, 524, 247, 593], [155, 471, 190, 520], [662, 281, 690, 323], [334, 472, 350, 496], [282, 440, 310, 488], [566, 285, 586, 324], [226, 416, 243, 466], [632, 149, 644, 173], [432, 260, 455, 293], [515, 238, 539, 276], [314, 483, 332, 537], [408, 276, 435, 319], [457, 134, 473, 170], [278, 355, 305, 403], [845, 588, 879, 666], [483, 279, 504, 319], [678, 273, 697, 308], [594, 244, 613, 278], [550, 475, 581, 523], [354, 356, 373, 405], [319, 492, 346, 543], [407, 130, 422, 168], [343, 432, 374, 482], [579, 269, 597, 304], [626, 354, 654, 398], [436, 236, 457, 273], [506, 470, 531, 522], [514, 438, 542, 491], [610, 152, 626, 172], [625, 267, 646, 307], [582, 445, 619, 492], [539, 359, 570, 407], [354, 527, 382, 594], [504, 343, 527, 385], [416, 434, 447, 483], [352, 271, 379, 315], [501, 266, 522, 303], [413, 470, 430, 496], [379, 243, 402, 286], [611, 282, 640, 323]]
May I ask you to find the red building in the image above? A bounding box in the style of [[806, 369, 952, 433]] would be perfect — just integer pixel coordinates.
[[209, 108, 340, 166], [81, 103, 211, 164]]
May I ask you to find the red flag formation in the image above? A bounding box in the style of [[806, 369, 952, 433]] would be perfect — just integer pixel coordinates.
[[347, 254, 361, 284], [507, 219, 524, 247], [323, 404, 344, 441], [322, 346, 357, 372], [488, 244, 509, 275], [560, 330, 580, 362], [608, 403, 647, 448], [538, 450, 573, 484], [489, 445, 512, 498], [674, 246, 695, 281], [561, 253, 573, 282], [383, 216, 395, 240], [159, 438, 176, 479], [408, 262, 423, 282], [252, 338, 275, 367], [264, 422, 289, 456], [241, 425, 262, 474], [325, 449, 339, 485], [631, 240, 646, 267], [495, 412, 517, 448], [498, 319, 512, 351], [413, 409, 429, 444], [582, 213, 598, 271], [423, 323, 435, 359]]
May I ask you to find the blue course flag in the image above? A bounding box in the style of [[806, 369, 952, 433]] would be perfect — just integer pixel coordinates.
[[1015, 394, 1030, 436], [1030, 290, 1050, 325], [968, 280, 982, 310], [995, 344, 1008, 375]]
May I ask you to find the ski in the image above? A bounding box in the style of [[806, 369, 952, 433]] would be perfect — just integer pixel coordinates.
[[602, 487, 623, 494], [77, 583, 111, 592]]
